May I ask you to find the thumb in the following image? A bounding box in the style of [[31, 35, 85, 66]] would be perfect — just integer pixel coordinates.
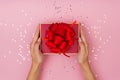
[[38, 38, 42, 50], [34, 38, 41, 49], [78, 37, 82, 52]]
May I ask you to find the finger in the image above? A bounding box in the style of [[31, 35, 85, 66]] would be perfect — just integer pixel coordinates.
[[80, 26, 88, 46], [38, 37, 42, 48], [32, 24, 40, 44], [38, 24, 42, 49], [78, 38, 85, 54], [34, 41, 40, 49], [78, 23, 81, 37], [78, 37, 85, 49], [36, 37, 42, 52], [78, 37, 81, 46], [39, 24, 41, 38], [78, 24, 84, 41], [37, 24, 41, 43], [35, 24, 42, 53]]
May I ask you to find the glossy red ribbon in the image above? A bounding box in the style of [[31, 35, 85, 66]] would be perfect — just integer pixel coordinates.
[[45, 23, 76, 57]]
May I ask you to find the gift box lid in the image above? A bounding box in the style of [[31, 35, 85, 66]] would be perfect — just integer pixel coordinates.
[[40, 23, 79, 55]]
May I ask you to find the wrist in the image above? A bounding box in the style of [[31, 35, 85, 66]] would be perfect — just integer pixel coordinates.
[[32, 58, 43, 65], [32, 62, 41, 67], [80, 61, 96, 80], [78, 58, 89, 65], [80, 60, 89, 67], [80, 61, 91, 74]]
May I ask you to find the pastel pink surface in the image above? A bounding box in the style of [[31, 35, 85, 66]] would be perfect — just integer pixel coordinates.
[[0, 0, 120, 80], [41, 24, 78, 54]]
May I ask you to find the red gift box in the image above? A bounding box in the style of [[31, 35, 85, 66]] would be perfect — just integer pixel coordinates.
[[40, 23, 79, 56]]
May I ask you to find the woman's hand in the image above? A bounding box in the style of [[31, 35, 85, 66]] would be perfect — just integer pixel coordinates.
[[78, 24, 88, 64], [30, 24, 43, 65], [78, 24, 96, 80], [27, 24, 43, 80]]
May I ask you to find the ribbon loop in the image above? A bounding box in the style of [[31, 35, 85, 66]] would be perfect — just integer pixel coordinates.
[[45, 23, 76, 57]]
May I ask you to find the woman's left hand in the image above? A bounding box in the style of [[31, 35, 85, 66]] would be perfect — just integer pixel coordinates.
[[30, 24, 43, 65]]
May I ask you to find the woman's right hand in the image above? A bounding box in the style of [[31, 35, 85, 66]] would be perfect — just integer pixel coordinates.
[[78, 24, 88, 64], [78, 24, 96, 80]]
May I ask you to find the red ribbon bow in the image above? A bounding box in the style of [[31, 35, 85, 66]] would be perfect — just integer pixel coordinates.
[[45, 23, 76, 57]]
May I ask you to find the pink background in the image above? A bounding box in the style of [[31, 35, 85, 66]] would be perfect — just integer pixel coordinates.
[[0, 0, 120, 80]]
